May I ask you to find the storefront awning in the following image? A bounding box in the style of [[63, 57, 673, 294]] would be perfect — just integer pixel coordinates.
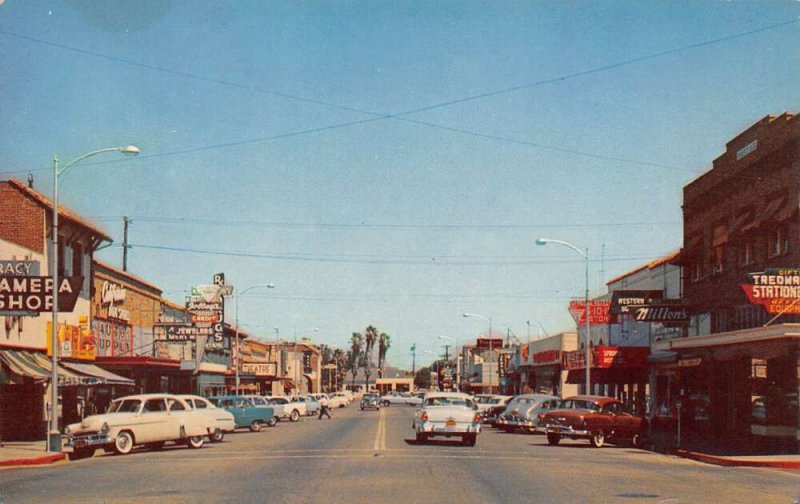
[[61, 361, 135, 386], [0, 350, 90, 385]]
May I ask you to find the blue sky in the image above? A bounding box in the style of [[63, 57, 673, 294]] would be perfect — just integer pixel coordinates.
[[1, 1, 798, 368]]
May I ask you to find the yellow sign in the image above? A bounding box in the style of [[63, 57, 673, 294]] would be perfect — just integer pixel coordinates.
[[46, 316, 96, 361]]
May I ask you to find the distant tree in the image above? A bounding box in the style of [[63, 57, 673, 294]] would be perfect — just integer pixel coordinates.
[[363, 325, 378, 391], [377, 332, 391, 378], [414, 366, 431, 390], [333, 347, 347, 391], [349, 332, 363, 390]]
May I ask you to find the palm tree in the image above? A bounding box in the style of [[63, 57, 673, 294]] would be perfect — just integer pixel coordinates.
[[363, 325, 378, 391], [333, 347, 347, 391], [378, 332, 391, 378], [349, 332, 363, 390]]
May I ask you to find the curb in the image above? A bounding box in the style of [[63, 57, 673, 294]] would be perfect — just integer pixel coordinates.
[[0, 453, 66, 468], [677, 449, 800, 469]]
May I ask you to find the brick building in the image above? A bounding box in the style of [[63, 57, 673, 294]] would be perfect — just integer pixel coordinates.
[[673, 113, 800, 452]]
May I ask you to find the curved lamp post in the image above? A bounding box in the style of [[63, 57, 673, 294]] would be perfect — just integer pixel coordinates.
[[535, 237, 590, 395], [233, 283, 276, 396], [462, 312, 494, 392], [438, 335, 459, 391], [49, 145, 139, 452]]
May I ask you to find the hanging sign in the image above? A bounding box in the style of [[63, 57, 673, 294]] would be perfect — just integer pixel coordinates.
[[609, 290, 663, 315], [627, 303, 690, 323], [0, 276, 83, 313], [568, 299, 611, 324], [741, 268, 800, 314]]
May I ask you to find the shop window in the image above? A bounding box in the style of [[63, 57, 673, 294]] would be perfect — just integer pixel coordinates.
[[738, 240, 753, 267], [768, 225, 789, 257]]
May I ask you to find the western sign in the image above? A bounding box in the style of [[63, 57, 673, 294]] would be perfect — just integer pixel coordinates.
[[628, 303, 690, 323], [609, 290, 663, 315], [0, 276, 83, 313]]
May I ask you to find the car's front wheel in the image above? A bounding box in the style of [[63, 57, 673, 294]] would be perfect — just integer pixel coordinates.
[[290, 410, 300, 422], [113, 431, 135, 455], [210, 429, 224, 443], [250, 420, 262, 432], [383, 400, 390, 407], [546, 433, 560, 446], [267, 417, 278, 427], [590, 431, 605, 448]]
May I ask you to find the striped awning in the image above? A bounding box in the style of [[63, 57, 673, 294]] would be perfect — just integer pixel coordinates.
[[0, 350, 90, 385], [61, 361, 135, 386]]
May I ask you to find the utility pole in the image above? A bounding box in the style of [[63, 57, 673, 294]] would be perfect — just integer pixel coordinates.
[[122, 216, 130, 271], [410, 344, 416, 389]]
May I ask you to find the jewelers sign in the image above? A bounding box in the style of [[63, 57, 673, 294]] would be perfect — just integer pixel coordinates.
[[741, 268, 800, 314]]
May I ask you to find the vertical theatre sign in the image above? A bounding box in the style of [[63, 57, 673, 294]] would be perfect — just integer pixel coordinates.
[[742, 268, 800, 314]]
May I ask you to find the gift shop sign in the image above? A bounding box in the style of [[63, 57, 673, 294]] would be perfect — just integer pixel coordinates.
[[741, 268, 800, 314], [568, 299, 611, 324], [0, 276, 83, 313]]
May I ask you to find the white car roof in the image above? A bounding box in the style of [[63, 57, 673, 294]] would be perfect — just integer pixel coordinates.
[[424, 392, 473, 400]]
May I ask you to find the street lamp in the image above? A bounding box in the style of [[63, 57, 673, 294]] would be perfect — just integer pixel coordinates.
[[49, 145, 139, 453], [462, 313, 494, 393], [438, 335, 459, 390], [233, 283, 276, 396], [536, 237, 591, 394]]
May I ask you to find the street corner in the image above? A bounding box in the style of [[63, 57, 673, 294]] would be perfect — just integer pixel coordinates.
[[0, 452, 66, 469]]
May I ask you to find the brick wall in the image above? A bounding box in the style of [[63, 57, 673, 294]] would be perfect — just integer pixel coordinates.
[[0, 182, 45, 253]]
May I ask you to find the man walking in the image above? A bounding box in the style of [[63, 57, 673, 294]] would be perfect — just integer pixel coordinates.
[[318, 401, 332, 420]]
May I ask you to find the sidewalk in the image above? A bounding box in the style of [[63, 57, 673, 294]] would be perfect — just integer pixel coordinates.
[[0, 440, 66, 468], [676, 448, 800, 469]]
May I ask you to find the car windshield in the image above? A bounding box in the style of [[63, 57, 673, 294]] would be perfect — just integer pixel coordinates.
[[424, 397, 470, 407], [109, 399, 142, 413]]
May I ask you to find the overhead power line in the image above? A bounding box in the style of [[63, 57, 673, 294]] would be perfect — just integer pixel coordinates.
[[1, 19, 794, 177], [126, 242, 665, 266], [90, 214, 681, 231]]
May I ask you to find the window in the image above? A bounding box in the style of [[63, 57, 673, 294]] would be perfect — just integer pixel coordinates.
[[72, 242, 83, 279], [194, 400, 207, 409], [768, 226, 789, 257], [691, 261, 703, 282], [144, 399, 167, 413], [738, 241, 753, 266], [713, 246, 724, 274], [168, 399, 186, 411]]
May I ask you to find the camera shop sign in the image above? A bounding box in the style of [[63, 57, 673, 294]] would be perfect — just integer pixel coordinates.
[[0, 276, 83, 313], [741, 268, 800, 314]]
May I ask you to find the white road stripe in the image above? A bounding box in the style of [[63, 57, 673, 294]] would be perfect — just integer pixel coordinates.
[[374, 408, 387, 451]]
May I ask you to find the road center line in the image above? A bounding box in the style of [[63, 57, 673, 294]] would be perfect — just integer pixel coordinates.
[[374, 408, 386, 451]]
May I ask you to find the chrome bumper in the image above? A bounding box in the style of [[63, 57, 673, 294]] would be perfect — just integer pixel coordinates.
[[545, 424, 590, 437], [66, 433, 112, 449]]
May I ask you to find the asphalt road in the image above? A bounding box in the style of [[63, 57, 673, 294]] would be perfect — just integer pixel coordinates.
[[2, 404, 799, 503]]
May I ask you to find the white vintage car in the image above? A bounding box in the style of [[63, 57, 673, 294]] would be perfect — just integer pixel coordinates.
[[177, 394, 236, 442], [412, 392, 481, 446], [64, 394, 209, 459], [264, 396, 303, 421]]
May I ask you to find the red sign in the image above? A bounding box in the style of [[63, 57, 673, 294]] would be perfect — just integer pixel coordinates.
[[561, 347, 648, 370], [568, 299, 611, 324], [533, 349, 560, 365], [475, 338, 504, 349], [741, 283, 800, 314]]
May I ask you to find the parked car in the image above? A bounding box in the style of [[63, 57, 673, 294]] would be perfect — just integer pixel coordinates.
[[381, 392, 413, 406], [309, 393, 331, 407], [64, 394, 207, 459], [494, 394, 560, 433], [360, 393, 381, 411], [265, 396, 303, 421], [209, 395, 278, 431], [412, 392, 482, 446], [541, 395, 645, 448], [406, 392, 424, 407], [474, 395, 512, 423], [177, 394, 236, 442], [327, 393, 349, 409], [294, 395, 321, 416]]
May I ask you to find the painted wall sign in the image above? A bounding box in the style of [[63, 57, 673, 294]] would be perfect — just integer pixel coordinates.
[[741, 268, 800, 314], [532, 349, 560, 365], [241, 362, 277, 376], [46, 316, 95, 360], [0, 276, 83, 313]]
